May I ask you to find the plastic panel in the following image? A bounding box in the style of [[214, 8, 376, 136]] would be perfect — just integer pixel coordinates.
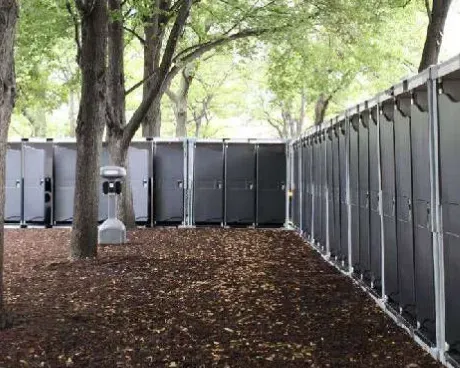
[[380, 108, 398, 301], [53, 143, 77, 223], [359, 114, 371, 279], [193, 142, 224, 224], [5, 143, 22, 223], [225, 143, 255, 225], [411, 98, 436, 343], [394, 107, 416, 320], [438, 91, 460, 354], [23, 143, 53, 224], [349, 118, 360, 271], [153, 142, 185, 224], [369, 111, 382, 288], [257, 143, 286, 226], [128, 142, 151, 223], [339, 125, 349, 265]]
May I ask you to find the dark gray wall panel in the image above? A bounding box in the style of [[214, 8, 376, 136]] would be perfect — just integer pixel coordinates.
[[411, 100, 436, 343], [225, 143, 255, 225], [257, 143, 286, 225], [359, 115, 371, 279], [339, 125, 349, 265], [327, 133, 337, 256], [332, 130, 341, 260], [380, 111, 397, 301], [129, 142, 151, 223], [154, 142, 184, 223], [394, 108, 416, 319], [369, 112, 381, 288], [313, 137, 321, 242], [439, 92, 460, 353], [350, 118, 360, 271], [302, 141, 311, 235], [194, 142, 224, 224], [5, 143, 22, 223], [293, 143, 300, 228], [53, 144, 76, 223], [321, 134, 327, 248]]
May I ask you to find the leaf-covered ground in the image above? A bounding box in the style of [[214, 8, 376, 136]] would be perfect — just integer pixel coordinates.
[[1, 228, 441, 367]]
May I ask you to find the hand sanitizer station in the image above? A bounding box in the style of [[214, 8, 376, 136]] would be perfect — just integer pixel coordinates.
[[98, 166, 127, 245]]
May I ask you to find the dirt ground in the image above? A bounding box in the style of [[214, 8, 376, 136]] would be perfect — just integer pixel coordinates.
[[0, 228, 441, 368]]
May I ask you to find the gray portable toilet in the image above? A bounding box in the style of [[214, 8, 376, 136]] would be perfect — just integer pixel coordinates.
[[193, 140, 224, 225], [224, 141, 256, 226], [153, 140, 185, 225], [256, 142, 286, 226], [53, 142, 77, 224], [23, 140, 54, 226], [128, 140, 152, 225], [5, 142, 22, 224]]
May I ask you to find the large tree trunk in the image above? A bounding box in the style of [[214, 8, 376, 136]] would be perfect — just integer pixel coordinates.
[[70, 0, 108, 259], [0, 0, 18, 328], [106, 0, 136, 229], [141, 0, 169, 137], [419, 0, 453, 72]]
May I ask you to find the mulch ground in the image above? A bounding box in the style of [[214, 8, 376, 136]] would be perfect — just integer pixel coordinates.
[[0, 228, 441, 368]]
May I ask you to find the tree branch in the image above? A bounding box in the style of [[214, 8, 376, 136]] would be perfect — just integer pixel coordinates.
[[172, 27, 278, 65], [123, 0, 193, 145], [425, 0, 432, 23], [123, 26, 145, 44], [66, 0, 82, 65]]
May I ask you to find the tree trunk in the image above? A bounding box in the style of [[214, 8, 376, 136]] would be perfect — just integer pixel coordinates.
[[194, 114, 202, 137], [168, 64, 195, 137], [314, 93, 330, 126], [419, 0, 453, 72], [141, 0, 169, 137], [297, 88, 306, 136], [106, 136, 136, 229], [106, 0, 136, 229], [0, 0, 18, 327], [70, 0, 108, 259], [68, 90, 76, 137]]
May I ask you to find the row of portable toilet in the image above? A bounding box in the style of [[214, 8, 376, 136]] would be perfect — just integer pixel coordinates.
[[5, 139, 287, 228], [291, 56, 460, 366]]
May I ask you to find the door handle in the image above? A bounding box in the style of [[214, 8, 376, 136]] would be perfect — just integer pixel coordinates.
[[143, 179, 148, 188], [15, 179, 20, 188], [40, 179, 44, 186], [216, 181, 223, 189], [177, 180, 184, 189]]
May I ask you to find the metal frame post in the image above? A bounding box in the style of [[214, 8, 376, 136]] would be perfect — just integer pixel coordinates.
[[428, 69, 447, 363]]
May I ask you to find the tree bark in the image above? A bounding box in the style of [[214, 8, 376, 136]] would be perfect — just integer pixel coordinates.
[[167, 64, 195, 137], [68, 90, 76, 137], [106, 0, 136, 229], [70, 0, 108, 259], [298, 88, 306, 136], [314, 93, 330, 126], [419, 0, 453, 72], [0, 0, 18, 327], [141, 0, 170, 137]]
